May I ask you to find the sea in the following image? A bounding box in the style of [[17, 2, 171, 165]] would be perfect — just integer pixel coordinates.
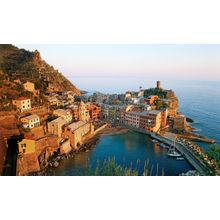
[[51, 77, 220, 176]]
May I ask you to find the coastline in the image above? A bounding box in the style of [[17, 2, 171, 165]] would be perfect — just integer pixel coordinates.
[[31, 127, 129, 176]]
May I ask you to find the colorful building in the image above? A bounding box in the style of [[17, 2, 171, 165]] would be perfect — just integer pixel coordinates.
[[48, 117, 66, 137], [173, 114, 186, 132], [146, 95, 159, 105], [63, 121, 94, 149], [78, 101, 90, 121], [53, 109, 73, 124], [139, 110, 162, 133], [12, 97, 31, 112], [20, 114, 40, 129], [18, 139, 36, 154], [160, 109, 168, 128], [86, 103, 101, 120], [23, 81, 39, 97], [125, 111, 140, 128]]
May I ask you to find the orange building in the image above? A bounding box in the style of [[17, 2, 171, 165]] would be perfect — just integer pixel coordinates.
[[139, 110, 161, 133], [86, 103, 101, 120], [146, 95, 159, 105], [160, 109, 168, 128]]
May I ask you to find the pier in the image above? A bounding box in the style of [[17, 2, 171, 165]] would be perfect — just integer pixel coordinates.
[[125, 126, 208, 175], [151, 133, 207, 175]]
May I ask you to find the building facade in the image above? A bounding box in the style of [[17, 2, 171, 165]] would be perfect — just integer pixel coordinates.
[[12, 97, 31, 112], [53, 109, 73, 124], [62, 121, 94, 149], [48, 117, 66, 137], [20, 114, 40, 129], [86, 103, 101, 120]]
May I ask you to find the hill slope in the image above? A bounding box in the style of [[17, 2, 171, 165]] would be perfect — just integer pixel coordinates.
[[0, 44, 81, 95]]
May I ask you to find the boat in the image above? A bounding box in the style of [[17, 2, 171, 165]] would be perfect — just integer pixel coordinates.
[[152, 139, 158, 144], [176, 157, 185, 161], [167, 137, 182, 157], [167, 149, 182, 157]]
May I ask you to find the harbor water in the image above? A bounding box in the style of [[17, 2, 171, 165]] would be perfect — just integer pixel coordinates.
[[51, 78, 220, 176]]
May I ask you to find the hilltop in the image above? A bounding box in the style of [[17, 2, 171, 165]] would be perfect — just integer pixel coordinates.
[[0, 44, 80, 95]]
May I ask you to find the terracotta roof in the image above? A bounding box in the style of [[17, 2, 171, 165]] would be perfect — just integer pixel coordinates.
[[16, 97, 30, 101]]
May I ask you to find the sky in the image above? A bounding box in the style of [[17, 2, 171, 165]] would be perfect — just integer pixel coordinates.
[[17, 44, 220, 81]]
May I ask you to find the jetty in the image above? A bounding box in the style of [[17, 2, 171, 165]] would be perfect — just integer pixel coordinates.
[[151, 133, 207, 175], [126, 126, 209, 175]]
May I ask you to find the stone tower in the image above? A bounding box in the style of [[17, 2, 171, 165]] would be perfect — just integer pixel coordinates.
[[156, 81, 161, 89], [78, 100, 90, 121]]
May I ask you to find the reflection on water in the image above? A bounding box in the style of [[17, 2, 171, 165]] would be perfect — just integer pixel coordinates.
[[52, 131, 193, 176]]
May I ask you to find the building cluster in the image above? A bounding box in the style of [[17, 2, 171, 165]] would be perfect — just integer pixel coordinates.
[[12, 81, 104, 175], [96, 81, 184, 133], [11, 80, 188, 175]]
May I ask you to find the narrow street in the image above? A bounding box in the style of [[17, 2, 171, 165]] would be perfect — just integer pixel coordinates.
[[3, 134, 23, 176]]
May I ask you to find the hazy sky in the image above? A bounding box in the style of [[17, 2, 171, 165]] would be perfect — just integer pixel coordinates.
[[17, 44, 220, 81]]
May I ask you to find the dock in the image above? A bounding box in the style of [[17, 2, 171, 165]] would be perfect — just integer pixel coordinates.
[[151, 133, 207, 175], [125, 126, 208, 175]]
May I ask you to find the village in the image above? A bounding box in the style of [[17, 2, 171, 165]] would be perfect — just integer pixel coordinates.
[[0, 80, 218, 176]]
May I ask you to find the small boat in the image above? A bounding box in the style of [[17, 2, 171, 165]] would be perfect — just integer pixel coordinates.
[[176, 157, 185, 161], [167, 149, 182, 157], [152, 139, 158, 144]]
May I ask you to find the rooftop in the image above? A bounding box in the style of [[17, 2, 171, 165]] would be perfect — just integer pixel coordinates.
[[50, 117, 66, 125], [67, 121, 89, 131], [15, 97, 30, 101], [21, 114, 39, 120], [53, 109, 70, 116], [148, 110, 161, 115]]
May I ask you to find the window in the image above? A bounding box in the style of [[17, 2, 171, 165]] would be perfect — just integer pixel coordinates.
[[21, 143, 26, 148]]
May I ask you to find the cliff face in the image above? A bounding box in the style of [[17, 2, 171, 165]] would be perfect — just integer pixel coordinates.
[[0, 44, 81, 95]]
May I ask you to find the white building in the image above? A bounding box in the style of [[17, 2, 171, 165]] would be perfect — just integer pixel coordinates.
[[12, 97, 31, 112], [20, 114, 40, 129]]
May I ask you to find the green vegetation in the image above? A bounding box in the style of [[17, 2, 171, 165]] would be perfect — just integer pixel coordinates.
[[154, 99, 168, 110], [86, 158, 163, 176], [206, 144, 220, 168]]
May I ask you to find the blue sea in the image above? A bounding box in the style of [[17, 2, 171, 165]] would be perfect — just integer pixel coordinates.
[[51, 77, 220, 176]]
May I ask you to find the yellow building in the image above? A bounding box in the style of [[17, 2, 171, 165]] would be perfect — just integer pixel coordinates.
[[48, 117, 66, 137], [23, 81, 40, 97], [18, 139, 36, 154], [53, 109, 73, 123], [63, 121, 94, 149], [23, 81, 35, 92], [108, 107, 117, 120]]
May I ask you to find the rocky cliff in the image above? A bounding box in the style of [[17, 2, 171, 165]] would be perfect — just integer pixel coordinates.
[[0, 44, 81, 95]]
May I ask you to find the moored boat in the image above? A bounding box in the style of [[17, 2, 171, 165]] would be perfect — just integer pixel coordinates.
[[152, 139, 158, 144], [167, 149, 182, 157]]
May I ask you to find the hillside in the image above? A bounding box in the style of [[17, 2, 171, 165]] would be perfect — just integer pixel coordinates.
[[0, 44, 81, 95]]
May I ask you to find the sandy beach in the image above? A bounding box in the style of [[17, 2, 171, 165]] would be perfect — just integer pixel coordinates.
[[97, 127, 129, 136]]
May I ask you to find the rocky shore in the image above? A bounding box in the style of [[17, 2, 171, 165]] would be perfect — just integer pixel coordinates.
[[29, 127, 128, 176]]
